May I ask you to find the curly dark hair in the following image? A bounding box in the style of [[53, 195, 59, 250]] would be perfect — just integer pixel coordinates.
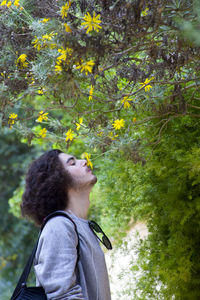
[[21, 149, 73, 226]]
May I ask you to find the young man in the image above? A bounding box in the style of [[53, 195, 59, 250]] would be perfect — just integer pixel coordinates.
[[21, 149, 111, 300]]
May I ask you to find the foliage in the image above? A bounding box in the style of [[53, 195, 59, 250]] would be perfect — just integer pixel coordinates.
[[132, 115, 200, 299], [0, 128, 42, 298], [0, 0, 200, 298], [179, 0, 200, 46], [90, 112, 200, 298], [0, 0, 199, 152]]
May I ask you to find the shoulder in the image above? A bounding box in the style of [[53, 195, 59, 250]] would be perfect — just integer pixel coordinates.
[[35, 215, 79, 265], [40, 214, 78, 244]]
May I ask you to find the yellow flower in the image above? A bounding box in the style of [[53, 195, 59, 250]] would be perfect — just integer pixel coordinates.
[[76, 117, 83, 130], [32, 33, 55, 51], [97, 131, 103, 136], [98, 66, 103, 72], [1, 0, 7, 6], [108, 132, 118, 141], [76, 59, 95, 76], [81, 12, 102, 34], [25, 73, 35, 85], [89, 85, 94, 101], [121, 96, 132, 109], [42, 33, 53, 41], [9, 113, 18, 119], [37, 88, 44, 95], [76, 123, 81, 131], [39, 128, 47, 138], [82, 152, 93, 169], [112, 119, 125, 130], [41, 18, 50, 23], [49, 43, 57, 49], [65, 129, 75, 141], [18, 54, 26, 62], [139, 77, 154, 92], [132, 117, 137, 122], [55, 62, 63, 73], [16, 54, 28, 68], [36, 111, 48, 122], [8, 113, 18, 128], [64, 23, 72, 33], [14, 0, 20, 6], [55, 47, 72, 72], [61, 0, 71, 19], [141, 7, 149, 17], [30, 77, 35, 85], [32, 37, 42, 51], [57, 47, 73, 61], [7, 1, 11, 7], [55, 46, 73, 71]]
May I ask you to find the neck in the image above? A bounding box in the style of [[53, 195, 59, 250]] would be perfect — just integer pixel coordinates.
[[66, 187, 91, 219]]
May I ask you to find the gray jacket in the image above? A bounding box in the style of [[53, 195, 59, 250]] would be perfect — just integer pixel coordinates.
[[33, 210, 111, 300]]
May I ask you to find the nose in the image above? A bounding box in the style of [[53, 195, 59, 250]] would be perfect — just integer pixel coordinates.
[[81, 159, 87, 167]]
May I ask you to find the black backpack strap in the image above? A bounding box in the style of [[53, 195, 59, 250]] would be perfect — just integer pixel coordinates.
[[11, 211, 80, 300]]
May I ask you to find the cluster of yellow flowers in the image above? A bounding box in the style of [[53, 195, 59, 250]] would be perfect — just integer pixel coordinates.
[[65, 117, 84, 142], [60, 0, 101, 34], [108, 132, 118, 141], [0, 0, 22, 9], [139, 77, 154, 92], [1, 72, 10, 79], [40, 18, 50, 23], [24, 72, 35, 85], [61, 0, 71, 19], [32, 32, 56, 51], [32, 37, 42, 51], [81, 152, 93, 169], [39, 128, 47, 138], [96, 117, 135, 140], [60, 1, 72, 32], [76, 117, 83, 131], [33, 114, 84, 142], [97, 131, 103, 136], [121, 96, 133, 109], [16, 54, 28, 69], [29, 4, 101, 78], [64, 23, 72, 33], [76, 59, 95, 76], [88, 86, 94, 101], [37, 87, 46, 95], [7, 0, 140, 146], [141, 7, 149, 17], [8, 113, 18, 128], [36, 111, 49, 122], [55, 47, 73, 73]]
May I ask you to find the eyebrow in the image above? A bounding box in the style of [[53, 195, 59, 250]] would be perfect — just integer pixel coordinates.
[[66, 156, 75, 164]]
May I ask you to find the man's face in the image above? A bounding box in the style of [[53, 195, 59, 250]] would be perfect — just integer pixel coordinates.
[[59, 153, 97, 189]]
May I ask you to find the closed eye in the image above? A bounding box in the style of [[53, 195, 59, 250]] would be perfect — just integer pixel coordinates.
[[67, 157, 76, 166]]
